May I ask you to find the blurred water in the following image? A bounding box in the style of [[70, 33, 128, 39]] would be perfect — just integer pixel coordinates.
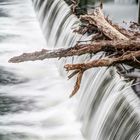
[[0, 0, 84, 140], [0, 0, 140, 140], [33, 0, 140, 140]]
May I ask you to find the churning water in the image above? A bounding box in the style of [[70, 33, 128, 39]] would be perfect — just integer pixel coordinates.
[[0, 0, 140, 140], [0, 0, 84, 140]]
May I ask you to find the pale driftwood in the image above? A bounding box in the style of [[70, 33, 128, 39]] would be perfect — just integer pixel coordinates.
[[9, 40, 140, 63], [64, 50, 140, 71], [80, 8, 129, 41]]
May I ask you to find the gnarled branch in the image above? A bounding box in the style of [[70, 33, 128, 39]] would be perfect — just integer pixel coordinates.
[[9, 40, 140, 63]]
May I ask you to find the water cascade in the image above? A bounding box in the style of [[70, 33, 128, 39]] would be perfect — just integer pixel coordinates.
[[0, 0, 84, 139], [0, 0, 139, 140], [32, 0, 140, 140]]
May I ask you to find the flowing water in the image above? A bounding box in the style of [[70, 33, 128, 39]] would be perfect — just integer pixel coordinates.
[[0, 0, 84, 140], [0, 0, 140, 140]]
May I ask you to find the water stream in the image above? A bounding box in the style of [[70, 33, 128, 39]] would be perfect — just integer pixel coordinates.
[[0, 0, 140, 140], [0, 0, 84, 140]]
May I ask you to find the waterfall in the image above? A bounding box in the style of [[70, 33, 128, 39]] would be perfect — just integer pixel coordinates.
[[0, 0, 139, 139], [0, 0, 84, 139], [33, 0, 80, 49], [32, 0, 140, 140]]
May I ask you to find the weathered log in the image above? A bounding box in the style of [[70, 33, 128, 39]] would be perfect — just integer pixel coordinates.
[[9, 40, 140, 63], [64, 51, 140, 71], [8, 7, 140, 97], [65, 50, 140, 97], [80, 8, 129, 41]]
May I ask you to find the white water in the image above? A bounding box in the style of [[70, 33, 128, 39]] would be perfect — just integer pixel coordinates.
[[0, 0, 140, 140], [32, 0, 140, 140], [0, 0, 84, 139]]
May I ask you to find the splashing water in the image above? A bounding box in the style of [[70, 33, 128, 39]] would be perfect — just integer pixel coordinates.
[[0, 0, 140, 140], [33, 0, 140, 140], [0, 0, 84, 140]]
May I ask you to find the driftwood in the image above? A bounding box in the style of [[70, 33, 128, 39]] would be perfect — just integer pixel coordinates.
[[9, 40, 140, 63], [9, 7, 140, 97], [80, 8, 129, 41], [65, 51, 140, 71]]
